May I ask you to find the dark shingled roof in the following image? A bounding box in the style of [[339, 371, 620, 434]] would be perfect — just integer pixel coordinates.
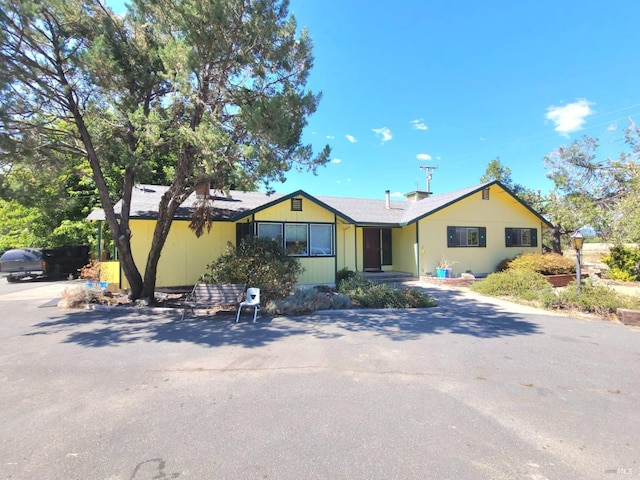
[[99, 181, 551, 227]]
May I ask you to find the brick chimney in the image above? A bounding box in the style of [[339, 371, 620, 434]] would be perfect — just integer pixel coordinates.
[[195, 182, 210, 199]]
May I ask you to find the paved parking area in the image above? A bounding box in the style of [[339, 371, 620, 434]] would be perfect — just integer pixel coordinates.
[[0, 281, 638, 479]]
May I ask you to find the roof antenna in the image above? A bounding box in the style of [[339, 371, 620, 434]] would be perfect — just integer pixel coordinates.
[[419, 165, 438, 195]]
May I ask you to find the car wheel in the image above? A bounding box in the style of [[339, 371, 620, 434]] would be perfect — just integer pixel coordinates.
[[6, 276, 17, 283]]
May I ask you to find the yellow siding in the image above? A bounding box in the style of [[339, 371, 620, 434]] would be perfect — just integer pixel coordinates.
[[392, 225, 418, 275], [297, 257, 336, 285], [418, 186, 544, 276], [254, 196, 335, 223], [336, 222, 357, 272], [128, 219, 235, 288], [127, 196, 342, 288]]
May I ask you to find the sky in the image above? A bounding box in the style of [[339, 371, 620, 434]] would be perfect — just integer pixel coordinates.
[[109, 0, 640, 200]]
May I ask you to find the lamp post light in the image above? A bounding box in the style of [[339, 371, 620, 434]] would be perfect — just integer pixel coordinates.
[[570, 231, 584, 295]]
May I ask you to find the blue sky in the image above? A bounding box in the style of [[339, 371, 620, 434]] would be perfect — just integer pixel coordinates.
[[109, 0, 640, 200]]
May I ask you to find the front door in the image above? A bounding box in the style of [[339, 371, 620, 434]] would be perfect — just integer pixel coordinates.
[[363, 228, 381, 271]]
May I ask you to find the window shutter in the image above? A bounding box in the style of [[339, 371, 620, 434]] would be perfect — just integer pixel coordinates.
[[479, 227, 487, 247], [236, 222, 253, 245], [381, 229, 392, 265], [447, 227, 456, 247], [530, 228, 538, 247], [505, 228, 513, 247]]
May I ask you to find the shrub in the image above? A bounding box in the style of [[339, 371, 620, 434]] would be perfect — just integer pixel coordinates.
[[264, 287, 352, 316], [601, 245, 640, 282], [61, 285, 114, 308], [336, 267, 357, 285], [338, 274, 437, 309], [507, 252, 575, 275], [548, 279, 640, 315], [202, 237, 304, 301], [471, 269, 555, 303], [496, 257, 514, 272]]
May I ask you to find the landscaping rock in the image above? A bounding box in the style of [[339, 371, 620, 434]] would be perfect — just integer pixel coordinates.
[[617, 308, 640, 326]]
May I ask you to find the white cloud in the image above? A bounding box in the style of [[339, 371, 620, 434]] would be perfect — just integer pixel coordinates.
[[391, 191, 403, 198], [607, 123, 617, 132], [416, 153, 432, 161], [410, 119, 428, 130], [345, 134, 357, 143], [479, 137, 486, 142], [326, 135, 335, 139], [372, 127, 392, 144], [331, 158, 342, 164], [545, 99, 594, 136]]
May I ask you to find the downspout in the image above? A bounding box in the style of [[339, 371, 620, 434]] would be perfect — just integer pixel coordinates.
[[415, 221, 420, 278], [334, 215, 338, 284], [354, 226, 358, 272]]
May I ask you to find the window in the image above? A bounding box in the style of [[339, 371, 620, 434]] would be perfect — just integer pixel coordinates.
[[257, 222, 334, 257], [285, 224, 308, 256], [310, 224, 333, 256], [505, 228, 538, 247], [257, 223, 282, 240], [447, 226, 487, 247], [482, 188, 490, 200], [291, 198, 302, 211]]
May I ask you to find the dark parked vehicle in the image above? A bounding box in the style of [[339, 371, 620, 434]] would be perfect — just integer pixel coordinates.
[[0, 246, 90, 282], [0, 248, 45, 282]]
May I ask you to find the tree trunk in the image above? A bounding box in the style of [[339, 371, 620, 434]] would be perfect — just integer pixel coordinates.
[[551, 224, 563, 254], [56, 47, 146, 300], [140, 188, 187, 301]]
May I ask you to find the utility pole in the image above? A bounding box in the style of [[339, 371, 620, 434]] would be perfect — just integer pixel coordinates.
[[419, 165, 437, 194]]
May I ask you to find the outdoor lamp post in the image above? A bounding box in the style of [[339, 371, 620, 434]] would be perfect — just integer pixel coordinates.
[[570, 231, 584, 295]]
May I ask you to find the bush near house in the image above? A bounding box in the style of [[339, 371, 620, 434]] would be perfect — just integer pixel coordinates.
[[499, 252, 575, 275], [471, 270, 640, 317], [546, 280, 640, 316], [264, 287, 352, 316], [471, 269, 555, 303], [338, 273, 437, 309], [202, 237, 304, 301]]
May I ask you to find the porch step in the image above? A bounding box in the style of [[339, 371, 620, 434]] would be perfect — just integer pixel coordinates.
[[362, 271, 417, 283]]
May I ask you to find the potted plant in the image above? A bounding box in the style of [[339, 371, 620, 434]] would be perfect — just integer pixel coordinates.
[[436, 256, 456, 278]]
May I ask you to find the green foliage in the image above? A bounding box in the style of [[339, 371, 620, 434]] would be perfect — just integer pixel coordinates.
[[202, 237, 304, 301], [338, 275, 437, 309], [601, 245, 640, 282], [264, 287, 352, 316], [471, 269, 555, 303], [548, 280, 640, 315], [496, 257, 513, 272], [49, 221, 95, 249], [0, 0, 330, 300], [543, 135, 640, 244], [507, 252, 575, 275], [0, 200, 46, 250], [336, 267, 357, 285]]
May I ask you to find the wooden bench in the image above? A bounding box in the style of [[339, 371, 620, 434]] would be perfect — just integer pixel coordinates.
[[181, 283, 245, 320]]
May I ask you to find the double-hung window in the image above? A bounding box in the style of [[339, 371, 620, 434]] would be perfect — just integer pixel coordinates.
[[447, 226, 487, 247], [505, 228, 537, 247]]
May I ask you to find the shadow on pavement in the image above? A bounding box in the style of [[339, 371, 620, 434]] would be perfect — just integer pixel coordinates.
[[26, 284, 540, 348]]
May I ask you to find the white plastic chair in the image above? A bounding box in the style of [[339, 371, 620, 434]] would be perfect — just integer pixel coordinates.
[[235, 288, 260, 323]]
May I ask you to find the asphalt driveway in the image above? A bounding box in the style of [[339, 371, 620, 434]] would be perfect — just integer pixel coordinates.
[[0, 280, 638, 479]]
